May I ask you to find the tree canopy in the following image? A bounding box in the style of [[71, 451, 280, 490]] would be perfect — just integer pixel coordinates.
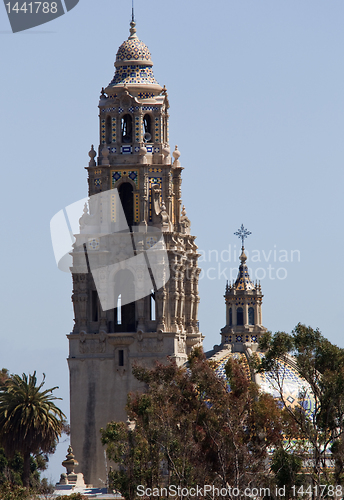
[[101, 325, 344, 500], [101, 348, 287, 500], [258, 324, 344, 493], [0, 371, 66, 487]]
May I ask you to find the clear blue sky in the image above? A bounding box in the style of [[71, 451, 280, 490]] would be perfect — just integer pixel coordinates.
[[1, 0, 344, 483]]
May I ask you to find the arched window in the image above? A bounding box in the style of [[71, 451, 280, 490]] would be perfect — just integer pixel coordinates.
[[106, 116, 112, 144], [150, 290, 156, 321], [237, 307, 244, 326], [121, 114, 132, 143], [113, 269, 136, 332], [229, 307, 232, 326], [143, 114, 152, 142], [248, 307, 254, 325], [119, 182, 134, 228]]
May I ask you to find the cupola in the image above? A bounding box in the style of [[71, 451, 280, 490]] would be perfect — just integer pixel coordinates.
[[220, 225, 267, 351]]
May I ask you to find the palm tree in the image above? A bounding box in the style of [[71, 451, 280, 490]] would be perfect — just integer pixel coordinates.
[[0, 371, 66, 487]]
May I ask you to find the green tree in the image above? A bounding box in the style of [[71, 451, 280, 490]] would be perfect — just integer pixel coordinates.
[[258, 324, 344, 493], [0, 372, 66, 487], [101, 349, 285, 500], [270, 448, 303, 499]]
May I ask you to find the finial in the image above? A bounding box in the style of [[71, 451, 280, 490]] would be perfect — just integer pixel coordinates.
[[239, 247, 247, 264], [100, 87, 106, 99], [62, 446, 79, 475], [172, 145, 181, 166], [234, 224, 252, 249], [161, 85, 168, 95], [181, 205, 187, 217], [88, 145, 96, 167], [129, 2, 137, 40]]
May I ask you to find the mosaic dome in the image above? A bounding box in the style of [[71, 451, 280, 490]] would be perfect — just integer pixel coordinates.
[[108, 21, 159, 87], [211, 350, 315, 418], [116, 38, 152, 63], [234, 248, 255, 291]]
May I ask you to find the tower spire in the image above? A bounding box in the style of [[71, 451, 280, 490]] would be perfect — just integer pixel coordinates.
[[129, 0, 137, 39]]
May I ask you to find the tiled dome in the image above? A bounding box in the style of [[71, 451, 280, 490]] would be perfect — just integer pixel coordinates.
[[210, 350, 315, 418], [234, 264, 255, 291], [116, 38, 152, 63], [109, 21, 159, 87]]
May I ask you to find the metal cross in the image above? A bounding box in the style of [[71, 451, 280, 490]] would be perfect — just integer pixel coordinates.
[[234, 224, 252, 247]]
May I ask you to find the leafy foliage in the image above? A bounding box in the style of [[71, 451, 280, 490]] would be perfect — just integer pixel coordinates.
[[101, 348, 286, 500], [258, 324, 344, 491], [0, 371, 66, 487]]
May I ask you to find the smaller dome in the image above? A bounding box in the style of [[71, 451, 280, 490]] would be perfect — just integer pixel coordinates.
[[116, 38, 152, 64], [234, 262, 255, 291]]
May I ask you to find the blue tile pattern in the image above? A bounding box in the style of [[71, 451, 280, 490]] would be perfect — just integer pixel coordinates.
[[111, 170, 139, 187], [138, 92, 155, 99], [234, 264, 255, 291], [209, 350, 315, 418], [116, 38, 152, 62], [213, 352, 251, 389], [101, 118, 105, 144], [101, 107, 116, 113], [121, 146, 132, 154], [257, 353, 315, 418], [111, 65, 158, 86]]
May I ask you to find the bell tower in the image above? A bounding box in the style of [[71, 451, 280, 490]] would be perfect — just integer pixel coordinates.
[[67, 19, 203, 487]]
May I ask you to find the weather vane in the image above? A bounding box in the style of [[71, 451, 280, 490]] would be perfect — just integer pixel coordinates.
[[234, 224, 252, 248]]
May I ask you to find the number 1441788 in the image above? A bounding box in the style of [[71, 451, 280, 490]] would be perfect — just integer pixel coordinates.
[[291, 485, 342, 497], [5, 2, 58, 13]]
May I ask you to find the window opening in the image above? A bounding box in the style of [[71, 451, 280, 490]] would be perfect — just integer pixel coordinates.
[[119, 349, 124, 367], [106, 116, 112, 144], [150, 290, 156, 321], [117, 294, 122, 325], [118, 182, 134, 228], [113, 269, 136, 332], [121, 114, 132, 143], [92, 290, 98, 322], [248, 307, 254, 325], [143, 114, 152, 142], [237, 307, 244, 326]]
